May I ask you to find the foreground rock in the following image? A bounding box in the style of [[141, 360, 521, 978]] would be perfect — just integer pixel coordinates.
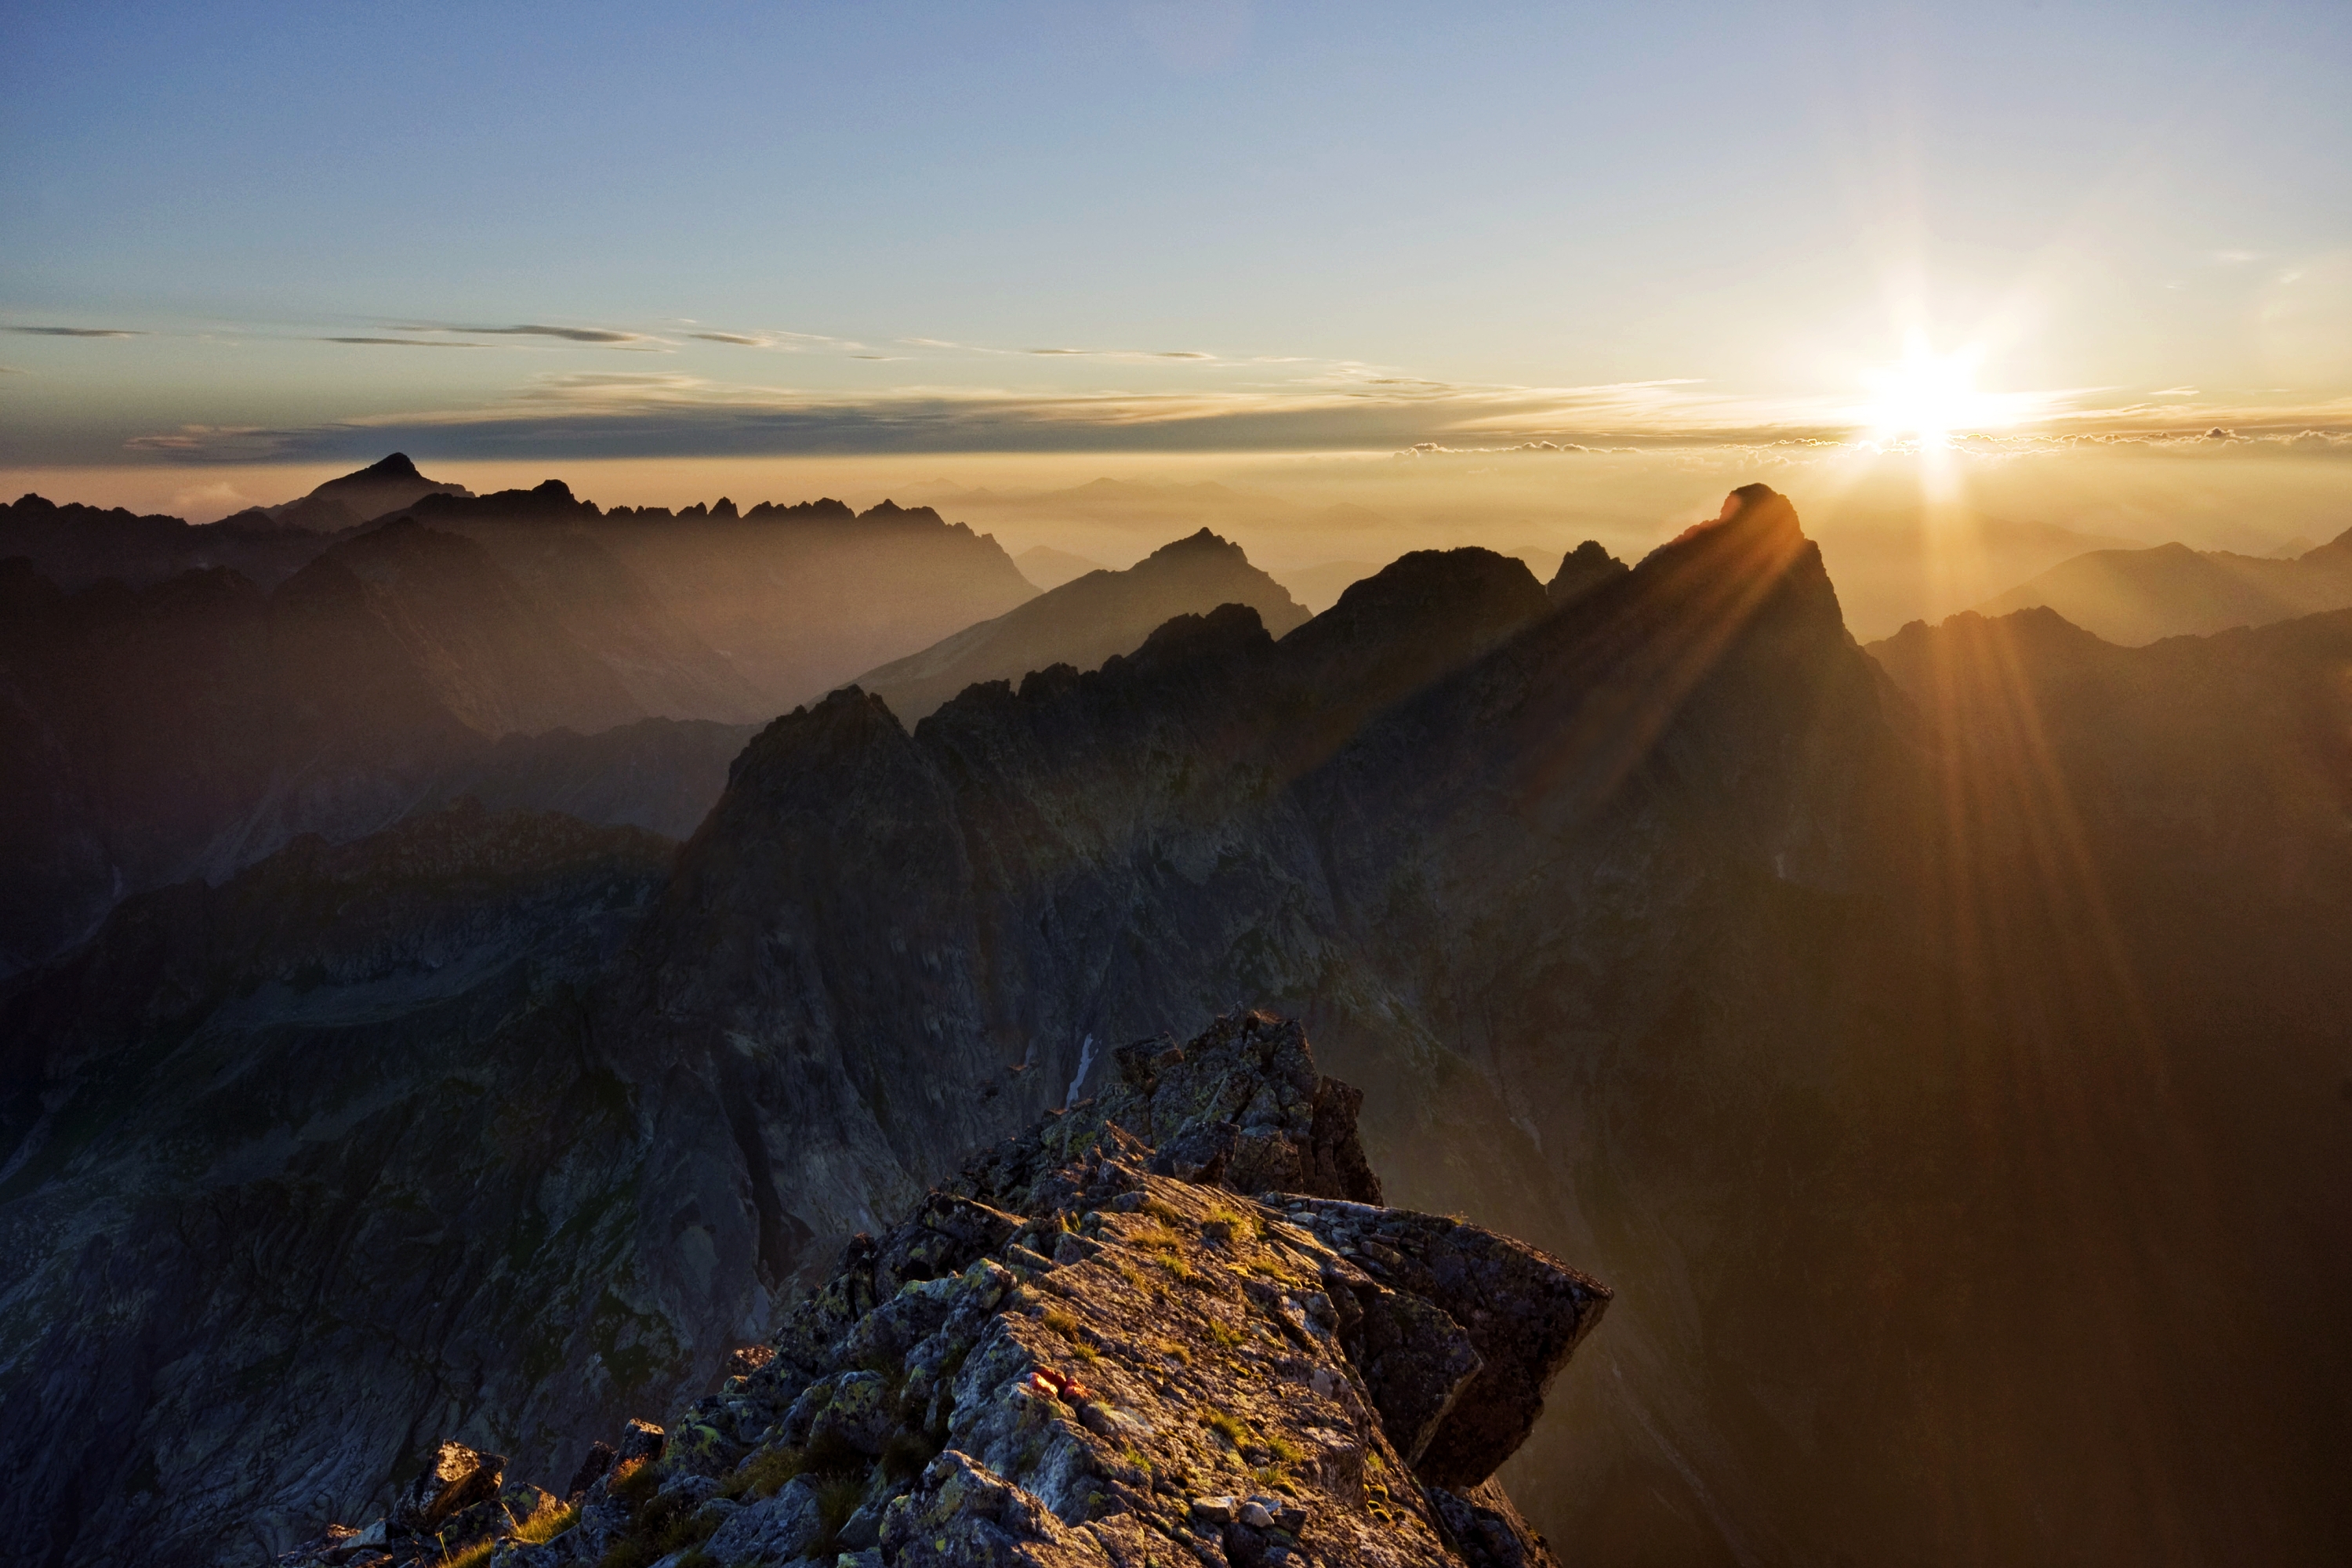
[[278, 1013, 1607, 1567]]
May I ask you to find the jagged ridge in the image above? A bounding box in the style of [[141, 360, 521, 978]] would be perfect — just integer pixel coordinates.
[[275, 1014, 1606, 1568]]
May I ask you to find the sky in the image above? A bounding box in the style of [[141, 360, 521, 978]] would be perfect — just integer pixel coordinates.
[[3, 0, 2350, 495]]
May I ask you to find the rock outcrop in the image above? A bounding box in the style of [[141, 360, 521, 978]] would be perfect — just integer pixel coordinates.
[[273, 1014, 1606, 1568]]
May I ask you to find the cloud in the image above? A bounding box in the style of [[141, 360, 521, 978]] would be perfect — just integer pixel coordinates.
[[5, 325, 144, 337], [105, 358, 2352, 466], [684, 327, 872, 353], [401, 323, 652, 343], [319, 336, 484, 347], [902, 336, 1218, 364], [170, 481, 257, 517]]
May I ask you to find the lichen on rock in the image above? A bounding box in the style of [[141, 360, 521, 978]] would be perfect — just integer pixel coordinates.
[[277, 1011, 1606, 1567]]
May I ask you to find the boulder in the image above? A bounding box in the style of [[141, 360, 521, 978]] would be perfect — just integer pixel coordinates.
[[704, 1476, 824, 1563], [387, 1440, 503, 1535], [1283, 1200, 1610, 1487]]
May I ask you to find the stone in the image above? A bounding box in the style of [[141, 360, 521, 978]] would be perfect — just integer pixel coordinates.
[[705, 1477, 825, 1564], [1287, 1201, 1608, 1487], [388, 1440, 504, 1534], [809, 1369, 896, 1456], [725, 1343, 779, 1378], [564, 1439, 615, 1499], [1425, 1478, 1562, 1568], [616, 1418, 666, 1464], [1348, 1287, 1483, 1468]]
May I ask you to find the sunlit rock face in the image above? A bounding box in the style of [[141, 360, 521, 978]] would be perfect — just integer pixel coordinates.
[[7, 485, 2347, 1564], [271, 1013, 1607, 1568]]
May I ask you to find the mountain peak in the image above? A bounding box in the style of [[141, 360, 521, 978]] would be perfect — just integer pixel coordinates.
[[299, 452, 470, 526], [1145, 524, 1240, 561]]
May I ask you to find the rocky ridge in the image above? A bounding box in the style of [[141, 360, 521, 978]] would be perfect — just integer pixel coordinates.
[[274, 1013, 1606, 1568]]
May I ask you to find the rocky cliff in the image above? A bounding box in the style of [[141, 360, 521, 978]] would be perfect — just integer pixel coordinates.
[[269, 1014, 1607, 1568]]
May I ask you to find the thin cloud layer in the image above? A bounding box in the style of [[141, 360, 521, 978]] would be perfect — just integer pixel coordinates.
[[5, 325, 145, 338], [400, 323, 652, 344], [318, 336, 485, 347], [103, 363, 2350, 466]]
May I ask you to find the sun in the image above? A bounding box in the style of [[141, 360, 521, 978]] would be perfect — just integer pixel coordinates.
[[1860, 336, 1994, 446]]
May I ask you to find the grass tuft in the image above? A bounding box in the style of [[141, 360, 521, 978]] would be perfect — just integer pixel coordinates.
[[514, 1498, 580, 1544], [724, 1445, 807, 1501]]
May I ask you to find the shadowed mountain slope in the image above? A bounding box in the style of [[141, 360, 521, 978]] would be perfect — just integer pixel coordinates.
[[851, 527, 1309, 722], [0, 803, 674, 1568], [424, 718, 761, 841], [1969, 521, 2352, 643], [0, 536, 756, 973]]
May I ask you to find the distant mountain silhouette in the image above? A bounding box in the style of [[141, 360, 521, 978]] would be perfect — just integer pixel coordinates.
[[851, 527, 1308, 721], [0, 493, 341, 590], [394, 482, 1039, 715], [287, 451, 470, 525], [1272, 557, 1385, 612], [1011, 542, 1103, 590], [0, 463, 1043, 968], [1969, 522, 2352, 643]]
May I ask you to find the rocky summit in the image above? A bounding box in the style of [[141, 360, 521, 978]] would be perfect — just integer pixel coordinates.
[[272, 1013, 1606, 1568]]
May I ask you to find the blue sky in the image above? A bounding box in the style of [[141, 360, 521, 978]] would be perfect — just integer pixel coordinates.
[[3, 0, 2349, 466]]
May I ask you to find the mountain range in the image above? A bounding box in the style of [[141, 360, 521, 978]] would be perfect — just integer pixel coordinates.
[[0, 460, 1045, 973], [1969, 521, 2352, 643], [5, 483, 2345, 1564]]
